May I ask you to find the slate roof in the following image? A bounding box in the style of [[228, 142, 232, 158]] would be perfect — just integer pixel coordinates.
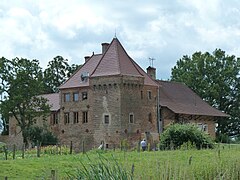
[[41, 93, 60, 111], [59, 38, 158, 89], [157, 80, 229, 117]]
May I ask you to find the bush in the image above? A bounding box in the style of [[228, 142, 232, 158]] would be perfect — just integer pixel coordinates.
[[27, 126, 58, 146], [160, 123, 214, 150]]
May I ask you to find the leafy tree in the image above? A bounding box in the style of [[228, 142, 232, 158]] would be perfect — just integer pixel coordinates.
[[0, 57, 50, 147], [160, 124, 214, 149], [27, 126, 58, 146], [43, 56, 80, 93], [171, 49, 240, 137]]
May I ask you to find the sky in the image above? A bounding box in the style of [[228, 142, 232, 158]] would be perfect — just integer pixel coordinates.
[[1, 0, 240, 80]]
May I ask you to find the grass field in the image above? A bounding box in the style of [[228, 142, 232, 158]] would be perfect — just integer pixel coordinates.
[[0, 144, 240, 179]]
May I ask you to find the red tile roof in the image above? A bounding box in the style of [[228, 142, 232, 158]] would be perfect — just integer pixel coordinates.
[[41, 93, 60, 111], [157, 80, 229, 117], [59, 54, 102, 89], [59, 38, 158, 89]]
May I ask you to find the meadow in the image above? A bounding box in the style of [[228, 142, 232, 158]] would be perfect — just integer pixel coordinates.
[[0, 144, 240, 179]]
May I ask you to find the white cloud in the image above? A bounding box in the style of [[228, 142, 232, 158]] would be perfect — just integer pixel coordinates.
[[0, 0, 240, 79]]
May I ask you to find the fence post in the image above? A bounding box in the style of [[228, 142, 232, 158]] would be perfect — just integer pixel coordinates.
[[82, 141, 85, 154], [51, 169, 56, 180], [3, 146, 7, 160], [22, 144, 25, 159], [37, 140, 41, 157], [138, 140, 140, 152], [70, 141, 73, 154], [13, 144, 16, 160]]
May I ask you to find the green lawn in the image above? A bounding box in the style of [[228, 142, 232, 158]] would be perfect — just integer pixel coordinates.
[[0, 144, 240, 179]]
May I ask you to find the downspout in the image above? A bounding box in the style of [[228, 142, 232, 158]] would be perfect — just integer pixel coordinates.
[[157, 85, 163, 133]]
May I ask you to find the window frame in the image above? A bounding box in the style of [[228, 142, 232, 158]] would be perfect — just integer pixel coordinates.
[[147, 90, 152, 100], [64, 93, 70, 102], [104, 114, 110, 124], [82, 92, 88, 100], [82, 111, 88, 123], [129, 113, 134, 124], [73, 112, 79, 124], [73, 92, 79, 102], [64, 112, 70, 124]]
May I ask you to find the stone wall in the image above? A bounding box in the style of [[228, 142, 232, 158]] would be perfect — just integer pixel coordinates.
[[161, 107, 216, 139]]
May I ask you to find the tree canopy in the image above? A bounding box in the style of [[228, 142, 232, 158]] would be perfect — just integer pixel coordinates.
[[0, 57, 50, 147], [171, 49, 240, 137], [43, 56, 80, 93]]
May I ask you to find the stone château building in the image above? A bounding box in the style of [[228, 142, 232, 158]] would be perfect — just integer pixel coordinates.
[[5, 38, 228, 151]]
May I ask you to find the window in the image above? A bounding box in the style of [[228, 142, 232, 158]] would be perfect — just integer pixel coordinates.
[[64, 93, 70, 102], [64, 113, 70, 124], [129, 113, 134, 123], [148, 113, 152, 123], [104, 115, 110, 124], [73, 112, 79, 123], [52, 113, 58, 125], [197, 123, 208, 132], [73, 92, 79, 102], [147, 91, 152, 99], [203, 124, 208, 132], [82, 92, 88, 100], [141, 91, 143, 99], [82, 111, 88, 123]]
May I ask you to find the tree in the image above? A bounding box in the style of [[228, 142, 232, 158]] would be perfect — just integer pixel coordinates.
[[43, 56, 80, 93], [0, 57, 50, 147], [171, 49, 240, 137], [27, 126, 58, 146]]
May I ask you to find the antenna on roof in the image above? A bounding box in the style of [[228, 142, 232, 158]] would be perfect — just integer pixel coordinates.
[[114, 28, 117, 38], [149, 57, 155, 67]]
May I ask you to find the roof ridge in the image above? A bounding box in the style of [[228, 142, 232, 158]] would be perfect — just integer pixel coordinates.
[[116, 38, 121, 74], [90, 38, 114, 77]]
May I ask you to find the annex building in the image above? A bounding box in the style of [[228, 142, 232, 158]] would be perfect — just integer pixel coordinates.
[[6, 38, 228, 151]]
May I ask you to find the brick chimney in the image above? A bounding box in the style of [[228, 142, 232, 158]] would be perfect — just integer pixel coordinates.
[[147, 66, 156, 79], [101, 43, 109, 54], [84, 56, 90, 62]]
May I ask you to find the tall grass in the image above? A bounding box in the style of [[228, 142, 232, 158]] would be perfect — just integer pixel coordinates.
[[66, 153, 133, 180], [0, 144, 240, 179]]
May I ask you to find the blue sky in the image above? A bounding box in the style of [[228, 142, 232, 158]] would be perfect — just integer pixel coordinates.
[[1, 0, 240, 80]]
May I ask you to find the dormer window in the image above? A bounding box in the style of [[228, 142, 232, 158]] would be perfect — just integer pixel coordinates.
[[81, 72, 89, 82]]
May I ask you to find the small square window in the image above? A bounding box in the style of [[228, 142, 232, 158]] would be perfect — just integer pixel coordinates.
[[129, 113, 134, 123], [82, 111, 88, 123], [64, 93, 70, 102], [73, 92, 79, 102], [82, 92, 88, 100], [104, 115, 109, 124]]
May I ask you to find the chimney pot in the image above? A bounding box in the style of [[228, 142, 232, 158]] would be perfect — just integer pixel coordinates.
[[147, 66, 156, 80], [101, 43, 110, 54], [84, 56, 90, 62]]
